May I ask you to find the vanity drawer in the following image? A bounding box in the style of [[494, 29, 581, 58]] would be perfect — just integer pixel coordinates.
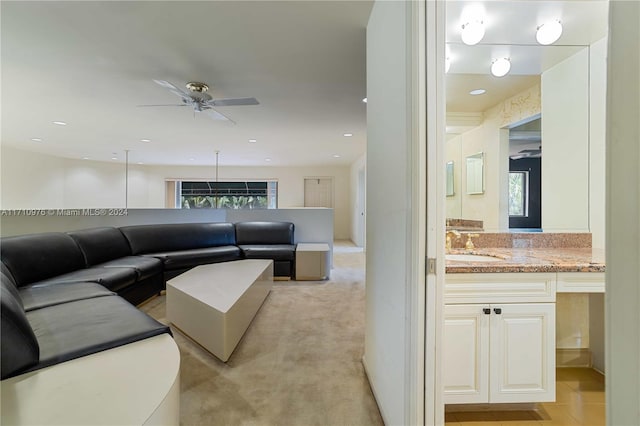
[[445, 273, 556, 304], [556, 272, 605, 293]]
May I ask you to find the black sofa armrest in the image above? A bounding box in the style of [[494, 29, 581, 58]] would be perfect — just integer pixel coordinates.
[[1, 278, 39, 379]]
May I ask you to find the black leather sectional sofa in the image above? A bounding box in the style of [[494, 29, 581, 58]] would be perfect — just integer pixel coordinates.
[[0, 221, 296, 380]]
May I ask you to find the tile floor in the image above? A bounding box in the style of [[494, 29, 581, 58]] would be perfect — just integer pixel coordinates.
[[445, 368, 605, 426]]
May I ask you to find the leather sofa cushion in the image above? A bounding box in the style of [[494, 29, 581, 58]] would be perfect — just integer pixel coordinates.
[[239, 244, 296, 261], [120, 222, 237, 255], [235, 221, 294, 245], [98, 256, 163, 281], [19, 282, 115, 312], [1, 233, 86, 287], [34, 266, 137, 292], [68, 227, 132, 266], [25, 296, 170, 374], [145, 245, 241, 270], [1, 279, 39, 379]]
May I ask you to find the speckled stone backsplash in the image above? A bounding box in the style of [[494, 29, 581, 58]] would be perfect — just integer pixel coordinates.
[[446, 218, 484, 231], [448, 232, 592, 249]]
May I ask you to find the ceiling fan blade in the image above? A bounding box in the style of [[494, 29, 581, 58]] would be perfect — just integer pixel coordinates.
[[209, 97, 260, 107], [202, 107, 236, 124], [153, 79, 190, 99], [137, 104, 188, 107]]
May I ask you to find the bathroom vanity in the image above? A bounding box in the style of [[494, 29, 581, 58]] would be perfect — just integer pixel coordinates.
[[443, 247, 604, 405]]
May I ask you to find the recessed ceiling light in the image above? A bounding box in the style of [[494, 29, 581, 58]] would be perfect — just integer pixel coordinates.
[[461, 20, 485, 45], [469, 89, 486, 96], [31, 138, 43, 142], [332, 154, 341, 158], [362, 97, 367, 103], [265, 158, 272, 162], [82, 157, 89, 160], [137, 162, 144, 165], [189, 158, 195, 161], [111, 157, 118, 160], [490, 58, 511, 77], [248, 139, 257, 143], [140, 139, 151, 143], [536, 20, 563, 45], [343, 133, 353, 137], [52, 121, 67, 126]]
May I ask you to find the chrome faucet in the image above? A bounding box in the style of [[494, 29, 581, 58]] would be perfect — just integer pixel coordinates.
[[446, 230, 461, 252]]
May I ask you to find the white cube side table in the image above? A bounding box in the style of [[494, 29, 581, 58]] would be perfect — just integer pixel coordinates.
[[295, 243, 330, 280]]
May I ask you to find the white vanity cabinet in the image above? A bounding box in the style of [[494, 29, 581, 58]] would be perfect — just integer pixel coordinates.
[[443, 273, 556, 404]]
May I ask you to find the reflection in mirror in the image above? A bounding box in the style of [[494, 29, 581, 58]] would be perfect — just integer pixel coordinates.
[[446, 161, 455, 196], [466, 152, 483, 194]]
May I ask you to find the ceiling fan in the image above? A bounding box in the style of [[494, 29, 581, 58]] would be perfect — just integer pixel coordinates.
[[141, 80, 259, 124]]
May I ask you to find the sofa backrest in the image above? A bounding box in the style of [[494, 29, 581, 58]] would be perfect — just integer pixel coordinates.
[[235, 221, 294, 245], [1, 233, 86, 287], [68, 227, 132, 266], [1, 276, 40, 379], [119, 222, 237, 254]]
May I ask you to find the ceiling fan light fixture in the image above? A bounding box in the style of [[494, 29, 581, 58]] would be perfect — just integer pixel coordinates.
[[536, 20, 563, 45], [491, 58, 511, 77], [461, 20, 485, 45]]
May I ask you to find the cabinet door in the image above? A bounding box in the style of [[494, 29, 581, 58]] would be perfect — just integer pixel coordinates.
[[443, 304, 490, 404], [489, 303, 556, 403]]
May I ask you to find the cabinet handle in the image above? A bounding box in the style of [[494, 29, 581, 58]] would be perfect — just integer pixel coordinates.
[[483, 308, 491, 315], [494, 308, 502, 315]]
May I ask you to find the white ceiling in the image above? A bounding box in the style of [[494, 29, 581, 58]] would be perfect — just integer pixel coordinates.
[[1, 1, 609, 167], [1, 1, 372, 167]]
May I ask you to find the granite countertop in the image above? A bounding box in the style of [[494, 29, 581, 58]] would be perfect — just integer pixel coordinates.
[[445, 247, 605, 273]]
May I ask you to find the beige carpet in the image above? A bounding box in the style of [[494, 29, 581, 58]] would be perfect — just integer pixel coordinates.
[[140, 241, 384, 426]]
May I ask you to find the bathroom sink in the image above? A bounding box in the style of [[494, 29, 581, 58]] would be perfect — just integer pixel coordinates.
[[446, 254, 504, 262]]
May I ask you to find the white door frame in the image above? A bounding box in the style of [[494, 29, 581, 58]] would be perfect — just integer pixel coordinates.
[[422, 0, 446, 424]]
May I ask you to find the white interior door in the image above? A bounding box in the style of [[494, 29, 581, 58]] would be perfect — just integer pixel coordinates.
[[304, 178, 333, 208]]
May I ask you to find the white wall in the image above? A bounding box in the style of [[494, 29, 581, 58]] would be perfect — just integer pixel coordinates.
[[349, 153, 366, 246], [364, 2, 417, 423], [0, 146, 352, 239], [542, 48, 590, 232], [606, 1, 640, 424]]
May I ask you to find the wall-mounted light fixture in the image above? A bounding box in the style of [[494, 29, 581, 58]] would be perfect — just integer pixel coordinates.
[[536, 19, 563, 45], [461, 20, 485, 45], [491, 58, 511, 77]]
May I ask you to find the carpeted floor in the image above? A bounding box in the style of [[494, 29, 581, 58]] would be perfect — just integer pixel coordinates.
[[140, 241, 384, 426]]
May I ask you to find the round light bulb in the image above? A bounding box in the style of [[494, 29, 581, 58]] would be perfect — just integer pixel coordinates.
[[461, 21, 485, 45], [491, 58, 511, 77], [536, 20, 563, 45]]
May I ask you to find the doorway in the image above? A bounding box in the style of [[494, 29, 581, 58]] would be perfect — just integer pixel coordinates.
[[304, 177, 333, 208]]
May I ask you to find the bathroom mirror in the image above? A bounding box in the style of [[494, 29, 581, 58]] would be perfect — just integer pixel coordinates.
[[465, 153, 484, 195], [446, 161, 455, 196]]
